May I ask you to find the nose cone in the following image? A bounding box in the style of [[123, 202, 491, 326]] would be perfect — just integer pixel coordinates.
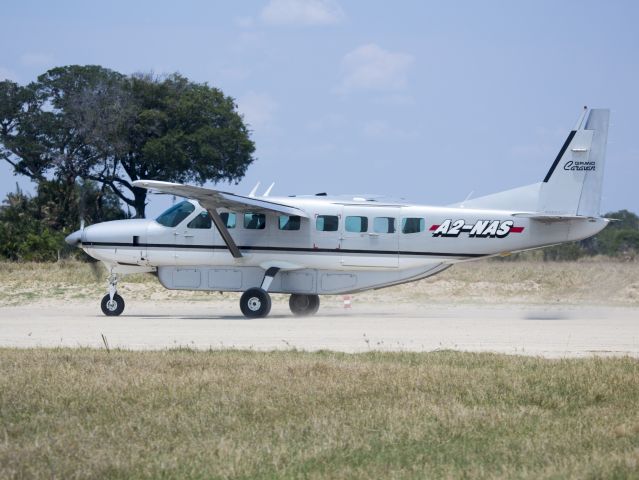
[[65, 230, 82, 247]]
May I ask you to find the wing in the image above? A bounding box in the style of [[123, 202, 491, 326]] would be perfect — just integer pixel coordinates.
[[132, 180, 309, 218], [134, 180, 309, 259]]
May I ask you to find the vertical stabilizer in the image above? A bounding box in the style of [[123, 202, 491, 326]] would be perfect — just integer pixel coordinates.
[[538, 108, 609, 216]]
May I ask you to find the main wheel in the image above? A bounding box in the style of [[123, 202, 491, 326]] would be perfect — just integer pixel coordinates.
[[101, 293, 125, 316], [240, 288, 272, 318], [289, 294, 320, 316]]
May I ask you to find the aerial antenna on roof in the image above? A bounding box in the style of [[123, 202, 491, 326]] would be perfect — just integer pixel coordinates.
[[263, 182, 275, 197], [248, 182, 260, 197], [459, 190, 474, 208]]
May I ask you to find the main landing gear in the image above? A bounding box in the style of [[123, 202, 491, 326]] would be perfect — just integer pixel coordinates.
[[238, 290, 321, 318], [238, 267, 321, 319], [289, 294, 320, 316], [101, 273, 125, 316]]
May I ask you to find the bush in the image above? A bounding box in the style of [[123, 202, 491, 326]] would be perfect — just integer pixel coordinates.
[[0, 181, 126, 261]]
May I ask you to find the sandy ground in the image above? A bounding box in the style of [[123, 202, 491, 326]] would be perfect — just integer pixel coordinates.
[[0, 298, 637, 358]]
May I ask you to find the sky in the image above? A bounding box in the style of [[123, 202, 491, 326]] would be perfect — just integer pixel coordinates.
[[1, 0, 638, 218]]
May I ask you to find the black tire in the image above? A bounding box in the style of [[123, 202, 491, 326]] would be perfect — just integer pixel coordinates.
[[289, 294, 320, 316], [240, 288, 272, 318], [101, 293, 125, 316]]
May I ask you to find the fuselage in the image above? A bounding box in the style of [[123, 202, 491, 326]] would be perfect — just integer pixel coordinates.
[[77, 195, 607, 280]]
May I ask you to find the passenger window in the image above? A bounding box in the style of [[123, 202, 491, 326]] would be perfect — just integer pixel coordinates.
[[316, 215, 339, 232], [156, 201, 195, 227], [279, 215, 301, 231], [244, 213, 266, 230], [402, 217, 425, 234], [345, 216, 368, 233], [187, 211, 212, 229], [220, 212, 236, 228], [374, 217, 396, 234]]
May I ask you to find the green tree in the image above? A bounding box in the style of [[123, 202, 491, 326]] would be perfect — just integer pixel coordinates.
[[595, 210, 639, 258], [1, 66, 255, 219], [109, 73, 255, 217]]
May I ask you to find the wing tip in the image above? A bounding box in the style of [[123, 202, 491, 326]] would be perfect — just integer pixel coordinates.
[[132, 180, 182, 190]]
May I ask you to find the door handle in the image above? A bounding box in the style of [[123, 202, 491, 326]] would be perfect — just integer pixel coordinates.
[[368, 232, 380, 237], [183, 234, 194, 238]]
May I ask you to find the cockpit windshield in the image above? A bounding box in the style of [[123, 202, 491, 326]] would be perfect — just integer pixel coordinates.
[[155, 201, 195, 227]]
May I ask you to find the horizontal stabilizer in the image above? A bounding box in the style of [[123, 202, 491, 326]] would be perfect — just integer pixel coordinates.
[[133, 180, 309, 218], [512, 213, 598, 222]]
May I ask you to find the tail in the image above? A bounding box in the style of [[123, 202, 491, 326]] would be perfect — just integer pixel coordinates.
[[454, 107, 610, 217], [539, 107, 609, 216]]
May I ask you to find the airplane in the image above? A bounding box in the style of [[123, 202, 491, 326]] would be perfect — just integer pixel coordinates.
[[65, 107, 611, 318]]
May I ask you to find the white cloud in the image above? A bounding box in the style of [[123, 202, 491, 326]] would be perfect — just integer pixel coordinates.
[[237, 91, 278, 128], [261, 0, 344, 26], [337, 44, 414, 93], [20, 52, 54, 68]]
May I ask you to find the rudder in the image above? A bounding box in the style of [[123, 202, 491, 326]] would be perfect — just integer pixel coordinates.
[[538, 108, 609, 216]]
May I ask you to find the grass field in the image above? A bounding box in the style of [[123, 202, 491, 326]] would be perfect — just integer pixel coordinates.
[[1, 349, 638, 479], [1, 259, 638, 307]]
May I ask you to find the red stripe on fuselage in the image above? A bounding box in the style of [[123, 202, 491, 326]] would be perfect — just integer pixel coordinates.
[[429, 224, 439, 231], [511, 226, 524, 233]]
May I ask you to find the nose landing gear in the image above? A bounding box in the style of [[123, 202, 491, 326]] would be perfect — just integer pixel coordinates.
[[101, 273, 125, 316]]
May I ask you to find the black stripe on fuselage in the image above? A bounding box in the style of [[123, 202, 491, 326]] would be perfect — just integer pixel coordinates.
[[543, 130, 576, 183], [80, 241, 485, 258]]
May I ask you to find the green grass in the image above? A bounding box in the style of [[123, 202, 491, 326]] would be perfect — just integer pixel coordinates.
[[1, 349, 638, 479]]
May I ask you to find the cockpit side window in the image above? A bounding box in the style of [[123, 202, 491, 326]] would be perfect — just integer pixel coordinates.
[[187, 211, 212, 229], [156, 201, 195, 227]]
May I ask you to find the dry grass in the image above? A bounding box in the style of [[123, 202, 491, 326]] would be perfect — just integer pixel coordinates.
[[1, 259, 638, 307], [0, 349, 638, 479]]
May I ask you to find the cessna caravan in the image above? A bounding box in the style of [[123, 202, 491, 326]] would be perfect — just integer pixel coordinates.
[[66, 108, 610, 318]]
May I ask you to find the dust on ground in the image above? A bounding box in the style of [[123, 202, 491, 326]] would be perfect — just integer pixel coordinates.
[[0, 259, 638, 307]]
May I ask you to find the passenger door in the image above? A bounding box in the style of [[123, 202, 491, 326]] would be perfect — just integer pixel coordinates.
[[340, 206, 399, 268]]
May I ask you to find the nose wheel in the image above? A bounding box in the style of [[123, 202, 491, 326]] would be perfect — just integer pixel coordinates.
[[101, 273, 125, 316], [101, 293, 125, 316]]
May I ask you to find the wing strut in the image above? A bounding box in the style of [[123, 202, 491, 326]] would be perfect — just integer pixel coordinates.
[[207, 208, 243, 258]]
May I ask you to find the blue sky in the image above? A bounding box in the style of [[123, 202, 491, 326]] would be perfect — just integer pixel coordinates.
[[1, 0, 638, 217]]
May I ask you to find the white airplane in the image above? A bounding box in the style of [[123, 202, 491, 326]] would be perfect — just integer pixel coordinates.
[[66, 107, 610, 318]]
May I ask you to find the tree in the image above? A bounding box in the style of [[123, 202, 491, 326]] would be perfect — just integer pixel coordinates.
[[1, 66, 131, 223], [595, 210, 639, 258], [107, 73, 255, 217], [1, 66, 255, 218], [0, 181, 125, 261]]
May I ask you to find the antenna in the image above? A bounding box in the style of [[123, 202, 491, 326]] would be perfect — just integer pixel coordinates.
[[460, 190, 474, 208], [263, 182, 275, 197], [248, 182, 260, 197]]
